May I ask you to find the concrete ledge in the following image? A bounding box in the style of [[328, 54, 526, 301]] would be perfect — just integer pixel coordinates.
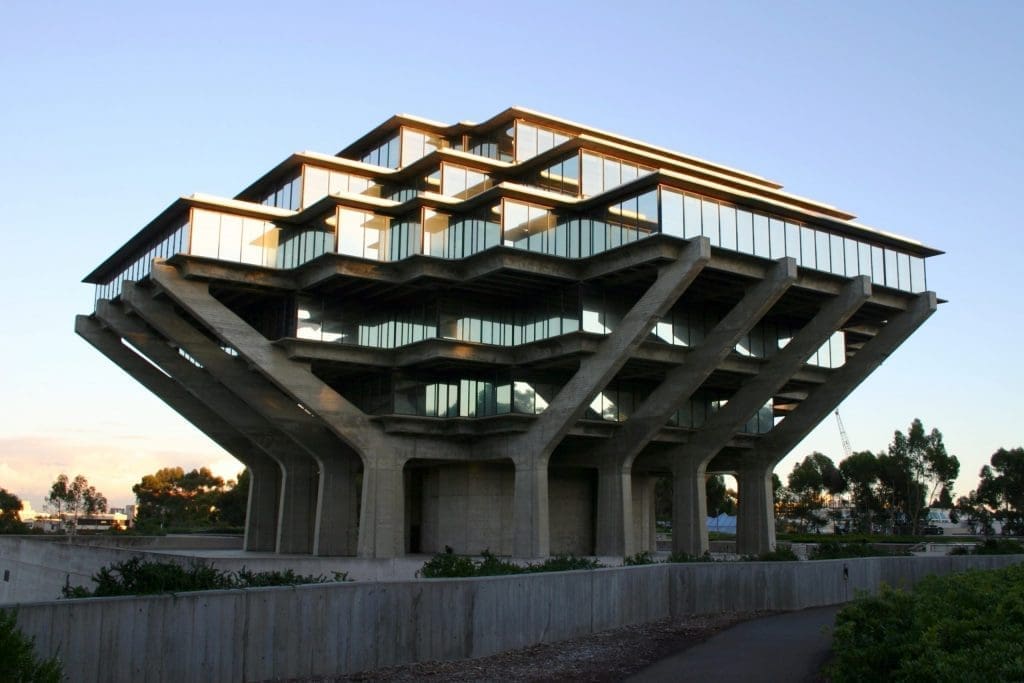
[[8, 554, 1022, 681]]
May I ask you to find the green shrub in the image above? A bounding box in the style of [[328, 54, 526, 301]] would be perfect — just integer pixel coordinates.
[[829, 564, 1024, 682], [665, 550, 715, 563], [749, 547, 799, 561], [418, 549, 604, 578], [0, 609, 63, 683], [623, 551, 656, 566], [972, 538, 1024, 555], [418, 547, 477, 578], [62, 558, 346, 597], [810, 541, 911, 559], [527, 555, 602, 572]]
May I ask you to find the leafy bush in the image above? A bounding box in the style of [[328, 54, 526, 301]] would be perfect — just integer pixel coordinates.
[[528, 555, 602, 572], [810, 541, 911, 559], [829, 564, 1024, 682], [418, 548, 603, 578], [971, 538, 1024, 555], [749, 547, 799, 561], [0, 609, 63, 683], [623, 551, 656, 566], [418, 547, 478, 578], [665, 551, 715, 563], [62, 557, 347, 597]]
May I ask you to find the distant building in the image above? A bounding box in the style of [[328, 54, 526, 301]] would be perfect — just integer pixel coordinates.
[[78, 107, 939, 558]]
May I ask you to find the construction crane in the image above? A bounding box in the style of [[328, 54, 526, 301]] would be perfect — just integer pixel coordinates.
[[835, 409, 853, 459]]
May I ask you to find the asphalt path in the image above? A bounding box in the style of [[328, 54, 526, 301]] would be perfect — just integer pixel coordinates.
[[628, 604, 843, 682]]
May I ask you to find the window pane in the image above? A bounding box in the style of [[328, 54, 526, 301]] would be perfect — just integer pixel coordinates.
[[910, 256, 926, 292], [785, 222, 800, 261], [830, 234, 845, 275], [753, 214, 770, 258], [581, 153, 602, 197], [897, 252, 911, 291], [190, 209, 220, 258], [515, 122, 538, 162], [816, 231, 831, 272], [683, 195, 702, 239], [884, 248, 899, 287], [737, 210, 754, 254], [858, 242, 872, 278], [701, 200, 720, 246], [303, 166, 328, 207], [769, 218, 785, 259], [720, 205, 737, 250], [660, 188, 684, 238], [800, 227, 816, 268], [219, 214, 243, 263]]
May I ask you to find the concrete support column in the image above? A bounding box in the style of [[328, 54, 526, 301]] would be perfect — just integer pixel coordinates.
[[595, 457, 634, 557], [314, 456, 360, 556], [736, 459, 776, 556], [357, 458, 405, 558], [244, 460, 281, 552], [277, 458, 318, 554], [671, 456, 708, 557], [512, 459, 550, 559]]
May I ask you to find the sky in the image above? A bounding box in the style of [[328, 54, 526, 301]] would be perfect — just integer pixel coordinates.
[[1, 0, 1021, 511]]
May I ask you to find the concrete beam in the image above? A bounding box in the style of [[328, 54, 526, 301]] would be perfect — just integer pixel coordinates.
[[508, 238, 709, 558], [751, 291, 938, 467], [595, 258, 798, 469], [676, 275, 872, 469], [521, 237, 712, 464], [120, 283, 357, 556], [148, 263, 382, 455], [75, 314, 280, 552]]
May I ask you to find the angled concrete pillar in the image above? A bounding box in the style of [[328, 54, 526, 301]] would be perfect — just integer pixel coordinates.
[[121, 282, 357, 555], [736, 458, 776, 556], [674, 275, 872, 468], [94, 301, 316, 552], [595, 456, 634, 557], [357, 457, 405, 558], [75, 314, 281, 552], [671, 455, 708, 557], [591, 259, 794, 554], [511, 238, 709, 558], [593, 258, 797, 468], [148, 263, 382, 455], [524, 237, 711, 461], [752, 292, 938, 467]]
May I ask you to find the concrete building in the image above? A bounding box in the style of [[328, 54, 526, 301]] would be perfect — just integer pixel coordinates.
[[77, 107, 939, 559]]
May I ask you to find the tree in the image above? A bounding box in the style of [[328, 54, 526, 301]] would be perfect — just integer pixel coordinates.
[[46, 474, 107, 533], [886, 420, 959, 534], [0, 488, 27, 534], [976, 448, 1024, 534], [705, 475, 736, 516], [215, 469, 250, 527], [839, 451, 881, 532], [786, 453, 846, 531], [133, 467, 226, 529]]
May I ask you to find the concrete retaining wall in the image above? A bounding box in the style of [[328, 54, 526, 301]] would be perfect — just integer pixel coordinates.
[[8, 554, 1022, 682]]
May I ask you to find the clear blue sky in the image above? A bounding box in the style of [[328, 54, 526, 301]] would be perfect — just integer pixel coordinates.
[[1, 0, 1021, 509]]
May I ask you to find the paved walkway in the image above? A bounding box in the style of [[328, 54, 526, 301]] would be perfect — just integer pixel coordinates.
[[628, 605, 842, 682]]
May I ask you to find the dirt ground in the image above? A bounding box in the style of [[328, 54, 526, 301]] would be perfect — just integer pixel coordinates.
[[297, 611, 765, 682]]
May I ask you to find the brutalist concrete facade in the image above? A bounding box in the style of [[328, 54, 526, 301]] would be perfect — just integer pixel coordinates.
[[78, 107, 940, 558]]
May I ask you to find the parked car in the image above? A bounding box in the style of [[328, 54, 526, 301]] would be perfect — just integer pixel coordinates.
[[923, 525, 944, 535]]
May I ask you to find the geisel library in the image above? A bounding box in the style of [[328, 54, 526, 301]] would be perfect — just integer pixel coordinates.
[[77, 107, 940, 560]]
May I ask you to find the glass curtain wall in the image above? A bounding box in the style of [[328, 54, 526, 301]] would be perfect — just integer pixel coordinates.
[[301, 165, 380, 207], [659, 186, 927, 293], [514, 121, 571, 162], [260, 172, 302, 211]]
